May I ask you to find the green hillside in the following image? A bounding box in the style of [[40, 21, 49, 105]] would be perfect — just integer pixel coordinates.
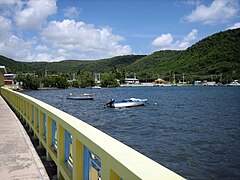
[[127, 28, 240, 82], [0, 28, 240, 83], [0, 55, 145, 75]]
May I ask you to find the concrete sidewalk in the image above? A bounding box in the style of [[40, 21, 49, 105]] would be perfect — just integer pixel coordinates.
[[0, 95, 49, 180]]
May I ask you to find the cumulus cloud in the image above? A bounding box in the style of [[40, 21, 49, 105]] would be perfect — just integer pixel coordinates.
[[152, 29, 198, 50], [0, 16, 11, 40], [152, 33, 173, 47], [185, 0, 239, 24], [40, 19, 132, 60], [63, 7, 80, 19], [0, 15, 29, 60], [14, 0, 57, 29], [0, 34, 33, 61], [0, 0, 131, 61], [35, 44, 49, 51], [227, 22, 240, 30]]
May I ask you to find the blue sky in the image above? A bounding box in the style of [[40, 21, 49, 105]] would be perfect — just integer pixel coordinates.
[[0, 0, 239, 62]]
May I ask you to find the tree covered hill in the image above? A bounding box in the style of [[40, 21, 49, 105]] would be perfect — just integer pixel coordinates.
[[0, 28, 239, 82], [0, 55, 145, 75], [127, 28, 240, 82]]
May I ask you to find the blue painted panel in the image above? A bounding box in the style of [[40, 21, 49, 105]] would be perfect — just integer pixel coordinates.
[[64, 130, 72, 171], [52, 119, 57, 150]]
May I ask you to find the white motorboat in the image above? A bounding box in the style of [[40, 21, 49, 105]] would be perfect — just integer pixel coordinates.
[[106, 98, 147, 108], [87, 86, 101, 89], [66, 93, 94, 100], [226, 80, 240, 87]]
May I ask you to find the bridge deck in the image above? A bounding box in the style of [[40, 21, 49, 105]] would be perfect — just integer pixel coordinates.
[[0, 95, 49, 179]]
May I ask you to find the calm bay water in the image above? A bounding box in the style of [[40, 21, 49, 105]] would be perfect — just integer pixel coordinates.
[[23, 86, 240, 179]]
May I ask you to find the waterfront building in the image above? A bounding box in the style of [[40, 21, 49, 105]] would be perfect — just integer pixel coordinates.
[[0, 66, 7, 86], [125, 77, 140, 84]]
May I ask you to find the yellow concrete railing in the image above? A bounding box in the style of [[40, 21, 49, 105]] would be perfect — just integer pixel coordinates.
[[0, 87, 185, 180]]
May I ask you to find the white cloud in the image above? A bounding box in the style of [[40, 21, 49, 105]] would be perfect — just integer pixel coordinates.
[[184, 0, 201, 6], [63, 7, 80, 19], [0, 16, 11, 40], [152, 33, 173, 47], [183, 29, 198, 42], [14, 0, 57, 29], [40, 19, 132, 60], [0, 35, 33, 61], [0, 15, 132, 61], [0, 0, 17, 4], [152, 29, 198, 50], [0, 15, 33, 61], [35, 44, 49, 51], [32, 53, 52, 61], [185, 0, 239, 24], [227, 22, 240, 30]]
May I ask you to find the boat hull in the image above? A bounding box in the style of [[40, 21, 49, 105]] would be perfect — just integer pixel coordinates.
[[107, 98, 147, 108], [66, 93, 94, 100], [113, 101, 146, 108], [66, 96, 94, 100]]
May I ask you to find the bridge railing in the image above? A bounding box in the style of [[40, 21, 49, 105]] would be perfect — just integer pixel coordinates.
[[0, 87, 185, 180]]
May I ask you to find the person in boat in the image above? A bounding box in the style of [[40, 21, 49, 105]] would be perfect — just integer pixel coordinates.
[[106, 99, 115, 108]]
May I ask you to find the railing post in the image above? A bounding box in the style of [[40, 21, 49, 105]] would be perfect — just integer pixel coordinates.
[[24, 101, 26, 117], [101, 161, 111, 180], [26, 102, 29, 122], [29, 104, 33, 132], [72, 136, 84, 180], [46, 116, 53, 161], [57, 123, 65, 179], [33, 107, 38, 138], [39, 111, 44, 147]]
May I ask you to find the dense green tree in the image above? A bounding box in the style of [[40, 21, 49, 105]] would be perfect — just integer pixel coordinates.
[[70, 80, 80, 88], [55, 76, 69, 88], [42, 77, 56, 87], [77, 71, 95, 88], [16, 74, 40, 90], [101, 73, 119, 87]]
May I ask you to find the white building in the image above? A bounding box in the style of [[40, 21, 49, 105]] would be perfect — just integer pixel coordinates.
[[125, 78, 140, 84]]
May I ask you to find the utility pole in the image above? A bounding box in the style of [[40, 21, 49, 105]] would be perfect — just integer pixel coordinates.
[[45, 70, 48, 77], [173, 73, 176, 84], [73, 73, 75, 80]]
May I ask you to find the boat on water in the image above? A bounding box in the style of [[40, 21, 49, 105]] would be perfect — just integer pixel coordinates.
[[91, 86, 101, 89], [106, 98, 147, 108], [86, 86, 101, 89], [66, 93, 95, 100], [226, 80, 240, 87]]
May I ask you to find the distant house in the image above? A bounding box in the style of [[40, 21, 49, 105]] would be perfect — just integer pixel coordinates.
[[202, 81, 217, 86], [154, 78, 170, 84], [125, 78, 140, 84], [4, 74, 15, 85], [194, 81, 202, 86], [0, 66, 7, 86]]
